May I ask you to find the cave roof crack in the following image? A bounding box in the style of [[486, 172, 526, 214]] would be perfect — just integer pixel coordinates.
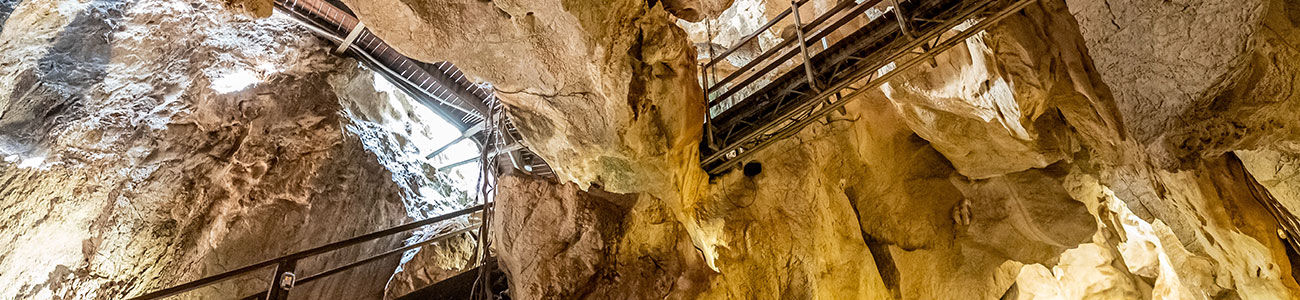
[[494, 87, 594, 99]]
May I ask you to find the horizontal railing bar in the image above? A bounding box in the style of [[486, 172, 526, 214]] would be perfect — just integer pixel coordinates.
[[298, 224, 481, 285], [127, 204, 483, 300], [706, 29, 797, 94], [237, 224, 483, 299], [704, 0, 810, 69], [439, 156, 481, 171], [283, 206, 483, 262]]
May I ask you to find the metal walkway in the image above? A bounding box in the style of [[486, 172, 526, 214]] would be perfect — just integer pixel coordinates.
[[276, 0, 554, 178], [699, 0, 1037, 174]]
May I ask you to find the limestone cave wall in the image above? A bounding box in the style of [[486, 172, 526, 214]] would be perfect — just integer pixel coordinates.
[[0, 0, 475, 298], [332, 0, 1300, 298], [4, 0, 1300, 298]]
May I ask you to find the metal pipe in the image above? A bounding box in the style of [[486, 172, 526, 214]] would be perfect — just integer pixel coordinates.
[[698, 62, 707, 90], [791, 0, 821, 92], [236, 225, 482, 299], [427, 122, 486, 159], [891, 0, 939, 67], [705, 18, 716, 88], [439, 156, 480, 171], [335, 21, 366, 53]]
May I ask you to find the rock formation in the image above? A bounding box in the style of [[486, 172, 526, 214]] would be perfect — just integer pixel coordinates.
[[333, 0, 1300, 298], [0, 0, 475, 298], [4, 0, 1300, 298]]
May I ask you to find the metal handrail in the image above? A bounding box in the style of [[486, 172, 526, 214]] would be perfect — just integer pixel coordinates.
[[702, 0, 1037, 174], [232, 225, 483, 300], [704, 0, 878, 101], [702, 0, 811, 70], [127, 204, 484, 300]]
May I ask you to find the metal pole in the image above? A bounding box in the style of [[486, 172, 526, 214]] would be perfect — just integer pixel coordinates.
[[698, 62, 706, 89], [890, 0, 937, 67], [890, 0, 915, 38], [427, 122, 486, 160], [438, 156, 480, 171], [703, 18, 719, 150], [791, 0, 821, 92], [705, 18, 717, 87], [705, 96, 717, 150]]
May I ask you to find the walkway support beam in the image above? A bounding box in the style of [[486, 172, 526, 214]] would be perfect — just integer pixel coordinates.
[[791, 0, 821, 92]]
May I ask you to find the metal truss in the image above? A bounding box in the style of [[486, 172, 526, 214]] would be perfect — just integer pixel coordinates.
[[700, 0, 1039, 175]]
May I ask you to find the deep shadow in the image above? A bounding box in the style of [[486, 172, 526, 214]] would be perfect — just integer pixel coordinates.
[[393, 259, 510, 300], [36, 0, 127, 95], [0, 0, 22, 33], [0, 0, 127, 153]]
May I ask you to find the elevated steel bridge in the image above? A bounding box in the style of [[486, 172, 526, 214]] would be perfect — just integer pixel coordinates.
[[700, 0, 1037, 174]]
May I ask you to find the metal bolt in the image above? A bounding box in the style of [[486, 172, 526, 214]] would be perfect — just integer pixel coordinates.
[[279, 272, 295, 290]]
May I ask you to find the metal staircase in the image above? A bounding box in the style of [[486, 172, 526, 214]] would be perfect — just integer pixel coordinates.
[[276, 0, 553, 178], [699, 0, 1039, 174]]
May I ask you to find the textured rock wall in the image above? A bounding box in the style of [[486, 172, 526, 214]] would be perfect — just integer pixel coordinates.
[[252, 0, 1300, 298], [692, 93, 1094, 299], [1241, 148, 1300, 214], [0, 0, 472, 298], [877, 0, 1300, 297], [331, 66, 483, 300], [490, 172, 711, 299], [337, 0, 735, 293], [339, 0, 708, 197], [884, 0, 1125, 178], [1067, 0, 1300, 168], [336, 0, 725, 264]]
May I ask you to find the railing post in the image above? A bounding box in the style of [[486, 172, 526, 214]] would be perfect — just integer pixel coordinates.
[[699, 62, 707, 89], [705, 18, 717, 87], [702, 16, 719, 150], [701, 59, 718, 150], [890, 0, 938, 67], [889, 0, 914, 38], [705, 103, 717, 151], [265, 260, 297, 300], [790, 0, 821, 92]]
